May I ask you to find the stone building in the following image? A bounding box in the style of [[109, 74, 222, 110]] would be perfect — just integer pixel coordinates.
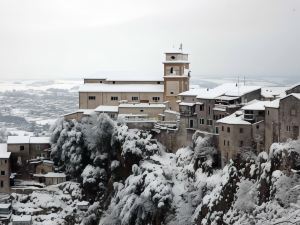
[[216, 100, 269, 166], [285, 83, 300, 95], [216, 91, 300, 167], [0, 144, 11, 194], [65, 47, 190, 121], [163, 49, 190, 111], [6, 136, 50, 176], [265, 93, 300, 151], [178, 83, 261, 134]]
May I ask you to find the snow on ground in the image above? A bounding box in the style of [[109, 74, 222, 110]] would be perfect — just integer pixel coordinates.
[[11, 182, 83, 225], [0, 80, 82, 92]]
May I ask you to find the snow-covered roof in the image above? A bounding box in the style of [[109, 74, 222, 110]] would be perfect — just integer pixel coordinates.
[[179, 102, 195, 106], [265, 99, 280, 108], [196, 83, 261, 99], [12, 215, 32, 222], [282, 93, 300, 100], [0, 144, 10, 158], [79, 83, 164, 93], [178, 88, 207, 96], [285, 83, 300, 93], [7, 136, 50, 144], [77, 201, 89, 206], [84, 75, 163, 82], [217, 111, 251, 125], [64, 109, 95, 116], [261, 86, 288, 98], [162, 61, 190, 64], [164, 110, 180, 115], [0, 203, 11, 208], [7, 136, 30, 144], [164, 48, 188, 54], [265, 93, 300, 109], [242, 100, 272, 111], [43, 172, 66, 178], [29, 137, 50, 144], [119, 103, 166, 108], [213, 106, 226, 112], [94, 105, 119, 112], [215, 96, 240, 101]]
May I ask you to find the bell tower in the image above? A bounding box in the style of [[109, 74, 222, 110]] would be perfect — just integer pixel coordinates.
[[163, 45, 190, 111]]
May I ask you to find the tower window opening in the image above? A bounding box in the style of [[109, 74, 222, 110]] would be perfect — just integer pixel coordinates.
[[170, 67, 174, 74]]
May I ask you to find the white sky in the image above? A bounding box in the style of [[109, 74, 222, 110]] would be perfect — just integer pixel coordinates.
[[0, 0, 299, 80]]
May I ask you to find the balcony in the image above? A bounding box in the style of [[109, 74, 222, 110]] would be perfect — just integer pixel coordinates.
[[179, 103, 195, 116], [244, 114, 254, 121]]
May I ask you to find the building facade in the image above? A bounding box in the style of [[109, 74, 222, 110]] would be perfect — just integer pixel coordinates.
[[178, 83, 261, 134], [265, 94, 300, 151], [0, 144, 11, 193], [7, 136, 50, 176], [163, 51, 190, 111]]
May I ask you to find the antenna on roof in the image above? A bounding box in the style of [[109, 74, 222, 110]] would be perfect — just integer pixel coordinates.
[[238, 75, 240, 97], [179, 43, 183, 51]]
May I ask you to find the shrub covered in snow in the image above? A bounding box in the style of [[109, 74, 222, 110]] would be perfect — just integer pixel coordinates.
[[49, 116, 300, 225]]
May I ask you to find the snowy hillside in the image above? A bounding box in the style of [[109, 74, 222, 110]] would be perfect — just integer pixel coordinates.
[[10, 115, 297, 225]]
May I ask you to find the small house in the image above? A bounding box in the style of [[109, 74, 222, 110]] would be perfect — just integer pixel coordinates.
[[44, 172, 66, 185], [0, 203, 11, 215], [12, 215, 32, 225], [77, 201, 90, 211]]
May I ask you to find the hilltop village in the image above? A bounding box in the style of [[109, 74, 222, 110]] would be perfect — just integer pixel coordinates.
[[64, 47, 300, 166], [0, 47, 300, 224]]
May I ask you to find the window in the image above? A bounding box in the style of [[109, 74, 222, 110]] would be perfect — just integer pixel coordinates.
[[111, 96, 118, 101], [222, 126, 224, 131], [0, 181, 3, 188], [112, 81, 115, 84], [189, 120, 194, 128], [258, 111, 264, 116], [199, 105, 204, 111], [240, 141, 244, 147], [256, 125, 260, 129], [152, 97, 160, 101], [1, 171, 5, 176], [88, 96, 96, 100], [207, 119, 213, 126], [20, 145, 24, 151], [240, 128, 244, 133], [215, 127, 219, 134], [227, 127, 230, 133], [267, 110, 270, 115], [224, 140, 226, 146], [170, 92, 174, 94], [140, 109, 144, 112], [208, 106, 211, 115], [170, 67, 174, 74], [199, 119, 205, 125], [4, 160, 7, 164], [291, 109, 297, 116], [227, 141, 230, 146], [132, 96, 139, 101], [171, 56, 176, 60], [157, 81, 161, 84]]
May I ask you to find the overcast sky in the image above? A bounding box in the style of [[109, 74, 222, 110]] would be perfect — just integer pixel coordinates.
[[0, 0, 299, 80]]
